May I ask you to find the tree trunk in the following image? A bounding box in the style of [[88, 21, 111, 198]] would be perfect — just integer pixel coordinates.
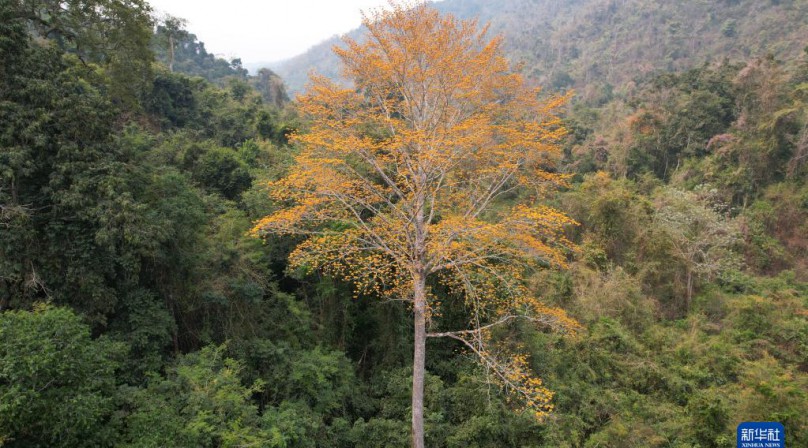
[[411, 167, 429, 448], [168, 34, 175, 72], [0, 279, 9, 311], [685, 269, 693, 312], [412, 271, 427, 448]]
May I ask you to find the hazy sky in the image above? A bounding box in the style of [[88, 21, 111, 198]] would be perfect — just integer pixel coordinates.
[[147, 0, 403, 65]]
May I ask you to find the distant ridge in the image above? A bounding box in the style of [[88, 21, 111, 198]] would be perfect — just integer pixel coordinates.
[[269, 0, 808, 98], [267, 30, 360, 97]]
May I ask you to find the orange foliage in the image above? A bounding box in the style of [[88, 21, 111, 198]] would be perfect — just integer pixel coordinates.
[[253, 0, 577, 419]]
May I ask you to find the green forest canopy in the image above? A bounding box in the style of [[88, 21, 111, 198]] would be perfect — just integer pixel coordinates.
[[0, 0, 806, 447]]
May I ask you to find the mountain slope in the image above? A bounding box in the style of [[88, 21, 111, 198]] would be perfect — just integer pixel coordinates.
[[271, 0, 808, 97]]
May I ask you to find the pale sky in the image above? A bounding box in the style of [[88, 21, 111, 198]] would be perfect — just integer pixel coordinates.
[[147, 0, 405, 65]]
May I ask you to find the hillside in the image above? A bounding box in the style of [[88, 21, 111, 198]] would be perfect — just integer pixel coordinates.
[[272, 0, 808, 97]]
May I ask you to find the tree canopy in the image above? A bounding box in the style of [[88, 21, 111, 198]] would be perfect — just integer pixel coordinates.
[[1, 0, 806, 446]]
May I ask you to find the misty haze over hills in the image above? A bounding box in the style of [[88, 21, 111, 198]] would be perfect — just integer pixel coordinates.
[[267, 0, 808, 97]]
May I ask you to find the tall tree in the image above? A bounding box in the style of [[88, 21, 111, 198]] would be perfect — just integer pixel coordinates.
[[252, 2, 578, 446], [158, 15, 189, 73], [653, 188, 740, 310]]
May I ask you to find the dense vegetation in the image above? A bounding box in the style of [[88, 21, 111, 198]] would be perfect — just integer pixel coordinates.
[[1, 1, 806, 447]]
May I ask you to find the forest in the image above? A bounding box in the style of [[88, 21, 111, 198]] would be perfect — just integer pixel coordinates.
[[1, 0, 806, 447]]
